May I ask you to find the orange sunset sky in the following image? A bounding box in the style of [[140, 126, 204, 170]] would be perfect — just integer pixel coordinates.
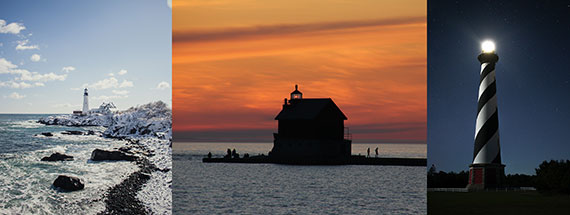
[[173, 0, 426, 143]]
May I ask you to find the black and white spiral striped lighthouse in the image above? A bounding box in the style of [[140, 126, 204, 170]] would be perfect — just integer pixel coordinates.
[[467, 41, 506, 191]]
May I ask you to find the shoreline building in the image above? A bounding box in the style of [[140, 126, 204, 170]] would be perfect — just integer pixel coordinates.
[[73, 88, 116, 115], [270, 85, 352, 163], [467, 41, 506, 190], [90, 102, 116, 114]]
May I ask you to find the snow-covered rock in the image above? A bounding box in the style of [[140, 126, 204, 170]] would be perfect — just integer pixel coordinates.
[[38, 113, 112, 127], [38, 101, 171, 140], [103, 101, 171, 139]]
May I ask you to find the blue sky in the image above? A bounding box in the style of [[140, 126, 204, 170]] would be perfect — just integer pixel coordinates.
[[0, 0, 171, 113]]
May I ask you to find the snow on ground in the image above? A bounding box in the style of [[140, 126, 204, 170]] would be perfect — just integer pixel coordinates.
[[137, 169, 172, 215], [137, 137, 172, 214], [103, 101, 171, 139]]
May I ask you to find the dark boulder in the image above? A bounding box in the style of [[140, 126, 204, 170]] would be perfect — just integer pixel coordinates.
[[41, 152, 74, 161], [41, 132, 53, 137], [140, 128, 151, 135], [53, 175, 84, 191], [62, 130, 84, 135], [90, 149, 137, 161]]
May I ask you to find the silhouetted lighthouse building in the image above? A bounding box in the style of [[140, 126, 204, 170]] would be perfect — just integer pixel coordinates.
[[270, 85, 351, 163], [467, 41, 506, 190]]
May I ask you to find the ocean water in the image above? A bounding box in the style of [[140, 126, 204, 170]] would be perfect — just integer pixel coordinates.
[[0, 114, 138, 214], [173, 142, 426, 214]]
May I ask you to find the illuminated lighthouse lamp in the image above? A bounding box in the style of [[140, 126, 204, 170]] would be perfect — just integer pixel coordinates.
[[481, 40, 496, 53]]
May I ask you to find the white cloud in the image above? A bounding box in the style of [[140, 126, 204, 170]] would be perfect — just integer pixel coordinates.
[[89, 77, 119, 90], [118, 69, 127, 75], [1, 68, 29, 76], [167, 0, 172, 8], [5, 92, 26, 99], [112, 90, 129, 95], [52, 103, 80, 109], [17, 71, 66, 82], [12, 82, 32, 89], [119, 80, 133, 88], [0, 81, 30, 89], [92, 95, 128, 101], [30, 54, 41, 62], [1, 57, 67, 91], [0, 58, 18, 73], [62, 66, 75, 73], [16, 40, 39, 50], [84, 77, 133, 90], [155, 81, 170, 90], [108, 73, 115, 76], [0, 20, 25, 34], [0, 81, 44, 89]]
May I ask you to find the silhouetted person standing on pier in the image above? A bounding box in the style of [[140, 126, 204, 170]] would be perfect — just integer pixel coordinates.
[[226, 149, 231, 158], [207, 152, 212, 158], [367, 148, 370, 158], [375, 147, 379, 158]]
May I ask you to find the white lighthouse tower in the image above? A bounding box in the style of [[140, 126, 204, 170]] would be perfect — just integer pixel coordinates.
[[467, 40, 505, 190], [82, 88, 89, 115]]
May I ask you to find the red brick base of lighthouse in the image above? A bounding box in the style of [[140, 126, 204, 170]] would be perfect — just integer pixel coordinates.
[[466, 163, 506, 191]]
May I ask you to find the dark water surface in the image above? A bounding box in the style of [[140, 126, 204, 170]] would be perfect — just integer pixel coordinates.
[[173, 142, 426, 214]]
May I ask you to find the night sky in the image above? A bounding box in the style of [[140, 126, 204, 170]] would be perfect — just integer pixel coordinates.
[[428, 0, 570, 174]]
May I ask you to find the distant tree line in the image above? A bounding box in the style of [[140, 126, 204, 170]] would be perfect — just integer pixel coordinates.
[[505, 174, 535, 188], [427, 165, 468, 188], [535, 160, 570, 194], [427, 165, 535, 188], [428, 160, 570, 193]]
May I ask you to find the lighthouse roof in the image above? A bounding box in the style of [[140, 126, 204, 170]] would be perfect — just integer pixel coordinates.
[[290, 84, 302, 95], [291, 89, 302, 94], [275, 98, 347, 120]]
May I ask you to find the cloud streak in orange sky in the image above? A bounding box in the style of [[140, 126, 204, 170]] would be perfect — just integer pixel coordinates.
[[173, 3, 426, 143], [173, 16, 424, 43]]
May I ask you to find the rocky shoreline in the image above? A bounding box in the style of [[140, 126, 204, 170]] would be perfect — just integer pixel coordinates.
[[37, 101, 172, 214], [39, 130, 169, 214], [99, 141, 157, 215]]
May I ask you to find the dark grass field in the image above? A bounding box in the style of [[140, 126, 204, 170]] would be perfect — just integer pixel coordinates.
[[428, 191, 570, 215]]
